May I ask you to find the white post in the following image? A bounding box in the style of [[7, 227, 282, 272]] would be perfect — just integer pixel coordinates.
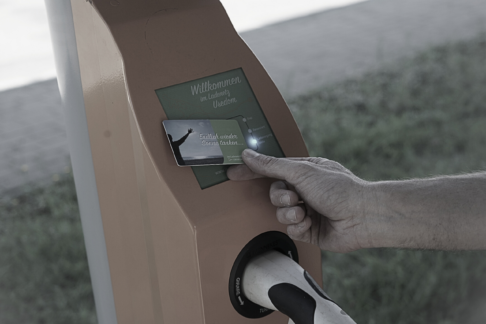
[[44, 1, 117, 324]]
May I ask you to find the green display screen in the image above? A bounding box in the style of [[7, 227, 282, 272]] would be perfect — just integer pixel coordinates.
[[155, 68, 284, 189]]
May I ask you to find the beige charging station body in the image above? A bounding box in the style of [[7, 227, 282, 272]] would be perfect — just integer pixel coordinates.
[[67, 0, 322, 323]]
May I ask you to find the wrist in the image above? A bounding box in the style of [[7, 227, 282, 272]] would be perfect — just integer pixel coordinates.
[[349, 180, 386, 250], [365, 179, 444, 249], [359, 181, 412, 249]]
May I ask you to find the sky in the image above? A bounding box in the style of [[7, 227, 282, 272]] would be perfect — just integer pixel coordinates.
[[0, 0, 366, 92], [163, 120, 223, 158]]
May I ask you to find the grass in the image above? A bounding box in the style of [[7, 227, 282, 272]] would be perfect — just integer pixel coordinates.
[[0, 176, 96, 324], [290, 34, 486, 181], [1, 33, 486, 323], [288, 33, 486, 324]]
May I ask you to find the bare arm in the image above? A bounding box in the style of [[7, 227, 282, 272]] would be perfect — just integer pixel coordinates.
[[228, 149, 486, 252], [174, 128, 193, 146], [369, 174, 486, 250]]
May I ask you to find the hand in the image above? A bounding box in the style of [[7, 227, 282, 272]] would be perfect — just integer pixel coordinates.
[[188, 128, 193, 134], [227, 149, 374, 253]]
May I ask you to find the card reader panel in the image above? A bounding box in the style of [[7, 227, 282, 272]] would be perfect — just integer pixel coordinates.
[[155, 68, 284, 189]]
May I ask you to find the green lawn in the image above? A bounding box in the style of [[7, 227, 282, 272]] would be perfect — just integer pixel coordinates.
[[1, 33, 486, 323], [0, 177, 96, 324]]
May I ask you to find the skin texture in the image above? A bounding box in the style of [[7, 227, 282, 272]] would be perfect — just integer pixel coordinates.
[[227, 149, 486, 253]]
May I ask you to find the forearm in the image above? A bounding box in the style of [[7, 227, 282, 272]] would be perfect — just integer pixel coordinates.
[[367, 173, 486, 250]]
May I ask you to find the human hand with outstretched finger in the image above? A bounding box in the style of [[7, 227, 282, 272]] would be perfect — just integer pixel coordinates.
[[229, 149, 486, 252], [227, 149, 372, 253]]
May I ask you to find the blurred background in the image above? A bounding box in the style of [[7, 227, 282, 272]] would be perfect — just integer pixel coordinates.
[[1, 0, 486, 323]]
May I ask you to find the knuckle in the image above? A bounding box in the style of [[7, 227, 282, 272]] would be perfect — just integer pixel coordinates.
[[327, 160, 346, 171], [309, 157, 327, 164]]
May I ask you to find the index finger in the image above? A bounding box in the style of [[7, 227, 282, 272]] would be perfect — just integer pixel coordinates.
[[227, 164, 264, 181], [228, 150, 306, 182]]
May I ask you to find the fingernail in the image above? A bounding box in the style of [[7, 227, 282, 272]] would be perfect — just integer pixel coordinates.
[[289, 209, 297, 222], [280, 194, 291, 206], [298, 222, 307, 229]]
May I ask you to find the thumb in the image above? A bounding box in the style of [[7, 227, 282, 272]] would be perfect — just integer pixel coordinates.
[[242, 149, 296, 181]]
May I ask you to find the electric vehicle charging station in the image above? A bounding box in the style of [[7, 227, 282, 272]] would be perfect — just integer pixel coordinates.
[[46, 1, 356, 323]]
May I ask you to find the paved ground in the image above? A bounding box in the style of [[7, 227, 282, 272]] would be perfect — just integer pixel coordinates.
[[1, 0, 486, 195]]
